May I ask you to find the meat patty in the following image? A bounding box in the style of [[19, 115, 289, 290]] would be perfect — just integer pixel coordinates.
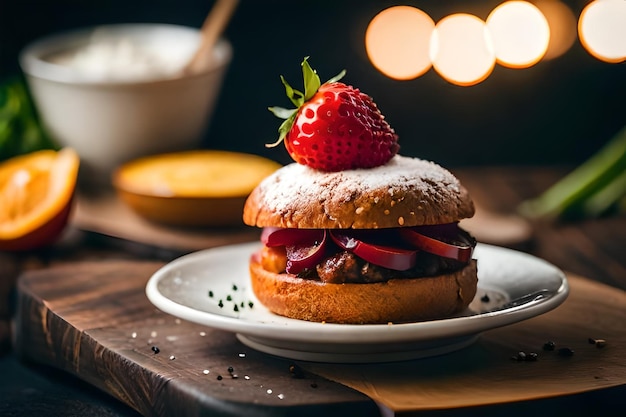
[[261, 247, 466, 284]]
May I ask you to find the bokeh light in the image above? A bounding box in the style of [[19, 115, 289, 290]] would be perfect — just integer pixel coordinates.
[[365, 6, 435, 80], [365, 1, 621, 85], [578, 0, 626, 63], [430, 13, 495, 86], [532, 0, 577, 61], [487, 1, 550, 68]]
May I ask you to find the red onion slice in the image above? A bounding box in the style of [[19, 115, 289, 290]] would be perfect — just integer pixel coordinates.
[[329, 230, 417, 271], [262, 227, 322, 247], [399, 223, 475, 263], [284, 229, 328, 274]]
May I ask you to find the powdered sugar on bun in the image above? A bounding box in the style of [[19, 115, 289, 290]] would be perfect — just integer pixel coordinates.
[[243, 155, 474, 229]]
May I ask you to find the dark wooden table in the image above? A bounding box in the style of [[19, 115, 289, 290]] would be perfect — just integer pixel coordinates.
[[1, 166, 624, 416]]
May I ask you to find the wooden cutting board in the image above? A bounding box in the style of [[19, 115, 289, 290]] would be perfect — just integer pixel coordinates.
[[14, 260, 626, 416]]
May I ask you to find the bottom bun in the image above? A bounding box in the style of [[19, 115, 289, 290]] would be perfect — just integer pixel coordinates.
[[249, 254, 478, 324]]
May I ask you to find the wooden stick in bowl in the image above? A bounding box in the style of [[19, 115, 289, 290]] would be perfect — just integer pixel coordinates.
[[184, 0, 239, 74]]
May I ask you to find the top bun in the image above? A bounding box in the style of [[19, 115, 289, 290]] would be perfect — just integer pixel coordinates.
[[243, 155, 474, 229]]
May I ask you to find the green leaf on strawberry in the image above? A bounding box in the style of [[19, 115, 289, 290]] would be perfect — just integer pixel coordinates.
[[268, 57, 344, 147], [267, 57, 399, 172], [279, 75, 304, 108], [301, 57, 323, 102]]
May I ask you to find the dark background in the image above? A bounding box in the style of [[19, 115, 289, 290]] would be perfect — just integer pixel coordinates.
[[1, 0, 624, 168]]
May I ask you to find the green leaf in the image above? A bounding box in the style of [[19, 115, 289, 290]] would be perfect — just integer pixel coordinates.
[[0, 119, 12, 147], [268, 106, 297, 120], [280, 75, 304, 108], [326, 69, 346, 84], [0, 77, 57, 161], [266, 112, 296, 148], [301, 56, 321, 101]]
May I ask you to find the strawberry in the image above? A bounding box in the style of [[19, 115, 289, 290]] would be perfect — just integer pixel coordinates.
[[268, 57, 399, 171]]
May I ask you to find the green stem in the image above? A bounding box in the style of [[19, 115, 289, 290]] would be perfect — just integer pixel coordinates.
[[518, 125, 626, 220]]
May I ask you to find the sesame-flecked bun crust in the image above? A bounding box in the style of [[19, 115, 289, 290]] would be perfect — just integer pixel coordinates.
[[243, 155, 474, 229]]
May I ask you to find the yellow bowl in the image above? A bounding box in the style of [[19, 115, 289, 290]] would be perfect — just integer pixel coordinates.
[[112, 150, 281, 227]]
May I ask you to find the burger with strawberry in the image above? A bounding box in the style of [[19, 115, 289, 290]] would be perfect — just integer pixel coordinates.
[[243, 58, 477, 324]]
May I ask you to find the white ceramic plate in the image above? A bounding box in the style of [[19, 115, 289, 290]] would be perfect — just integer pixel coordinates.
[[146, 242, 568, 363]]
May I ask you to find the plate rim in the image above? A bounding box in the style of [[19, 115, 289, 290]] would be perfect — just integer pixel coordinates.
[[146, 242, 569, 345]]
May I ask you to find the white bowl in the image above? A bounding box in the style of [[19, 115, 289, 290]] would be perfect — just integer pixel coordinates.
[[19, 23, 232, 186]]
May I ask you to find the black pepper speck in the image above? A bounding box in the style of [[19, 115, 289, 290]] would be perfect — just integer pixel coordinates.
[[558, 347, 574, 357], [510, 351, 539, 362], [589, 338, 607, 348], [289, 364, 305, 378]]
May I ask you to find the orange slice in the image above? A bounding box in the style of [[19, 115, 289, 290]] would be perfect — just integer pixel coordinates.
[[0, 148, 80, 251], [113, 150, 281, 227]]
